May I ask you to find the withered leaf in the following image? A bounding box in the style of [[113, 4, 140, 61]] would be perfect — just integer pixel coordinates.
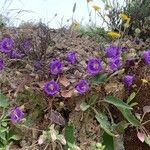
[[49, 111, 65, 126], [59, 76, 70, 87], [61, 90, 73, 98]]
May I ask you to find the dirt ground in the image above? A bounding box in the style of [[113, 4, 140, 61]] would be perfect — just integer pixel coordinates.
[[124, 61, 150, 150]]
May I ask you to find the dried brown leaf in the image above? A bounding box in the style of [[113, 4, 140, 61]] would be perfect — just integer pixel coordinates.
[[61, 90, 73, 98], [14, 75, 32, 97], [59, 76, 70, 87], [49, 111, 65, 126]]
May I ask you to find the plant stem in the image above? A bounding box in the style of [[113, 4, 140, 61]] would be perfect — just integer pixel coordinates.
[[142, 119, 150, 126], [44, 144, 49, 150], [140, 112, 146, 123], [95, 10, 97, 26], [104, 104, 114, 124]]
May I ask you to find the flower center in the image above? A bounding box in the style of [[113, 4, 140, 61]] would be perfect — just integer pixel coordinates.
[[93, 63, 99, 69], [53, 67, 58, 73], [49, 84, 54, 90], [14, 112, 19, 119], [81, 86, 85, 91], [6, 43, 11, 49]]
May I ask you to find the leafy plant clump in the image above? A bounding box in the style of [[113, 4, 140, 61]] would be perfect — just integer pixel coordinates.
[[0, 0, 150, 149]]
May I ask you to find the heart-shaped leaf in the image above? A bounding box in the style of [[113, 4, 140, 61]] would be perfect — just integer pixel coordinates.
[[137, 132, 145, 143], [143, 106, 150, 114]]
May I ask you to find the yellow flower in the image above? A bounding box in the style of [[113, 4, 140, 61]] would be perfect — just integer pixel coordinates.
[[141, 79, 148, 84], [107, 31, 121, 38], [70, 21, 80, 30], [127, 18, 130, 23], [135, 28, 141, 34], [91, 4, 101, 11], [119, 13, 130, 22]]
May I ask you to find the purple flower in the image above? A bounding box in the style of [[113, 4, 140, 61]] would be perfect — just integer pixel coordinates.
[[143, 50, 150, 64], [123, 75, 134, 87], [108, 57, 121, 71], [44, 80, 59, 95], [34, 61, 42, 71], [75, 79, 89, 94], [134, 38, 140, 45], [125, 57, 135, 65], [105, 45, 121, 58], [87, 58, 102, 75], [0, 37, 14, 53], [20, 40, 31, 54], [21, 40, 31, 50], [50, 59, 63, 75], [66, 51, 77, 64], [121, 46, 128, 52], [9, 107, 24, 122], [7, 50, 21, 59], [0, 58, 4, 71]]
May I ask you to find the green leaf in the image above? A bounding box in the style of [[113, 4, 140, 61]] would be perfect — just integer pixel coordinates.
[[113, 121, 129, 134], [64, 124, 75, 145], [107, 69, 125, 81], [56, 134, 66, 145], [67, 142, 81, 150], [0, 147, 5, 150], [8, 134, 20, 141], [104, 123, 125, 150], [102, 132, 114, 150], [0, 93, 9, 108], [0, 132, 6, 141], [130, 102, 138, 107], [95, 112, 116, 136], [88, 95, 98, 105], [144, 135, 150, 146], [91, 73, 108, 85], [0, 127, 8, 133], [1, 122, 7, 127], [127, 92, 136, 104], [105, 96, 133, 110], [80, 102, 90, 111], [118, 108, 140, 126]]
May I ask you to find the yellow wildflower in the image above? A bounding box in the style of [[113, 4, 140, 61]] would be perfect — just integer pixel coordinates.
[[107, 31, 121, 38], [92, 4, 101, 11], [127, 18, 130, 23], [135, 28, 141, 34], [119, 13, 130, 22], [70, 21, 80, 30], [24, 85, 30, 90], [141, 79, 148, 84]]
